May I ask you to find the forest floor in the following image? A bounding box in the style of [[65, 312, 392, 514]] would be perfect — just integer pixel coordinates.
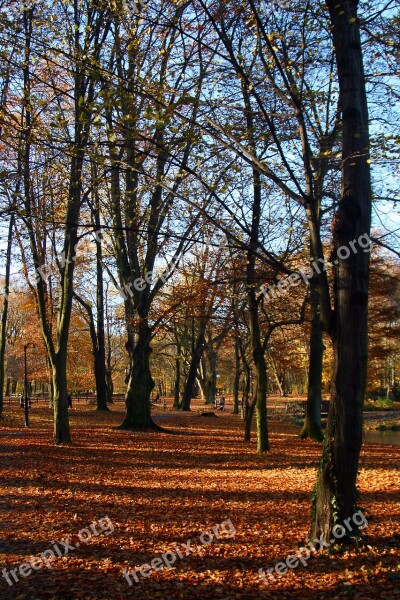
[[0, 398, 399, 599]]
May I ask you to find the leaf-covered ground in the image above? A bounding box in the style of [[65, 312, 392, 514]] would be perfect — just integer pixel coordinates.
[[0, 400, 399, 599]]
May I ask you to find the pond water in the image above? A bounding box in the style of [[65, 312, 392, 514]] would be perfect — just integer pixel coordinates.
[[363, 430, 400, 446]]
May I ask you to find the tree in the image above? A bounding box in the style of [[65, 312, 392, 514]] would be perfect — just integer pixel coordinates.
[[312, 0, 372, 543], [101, 0, 209, 428], [73, 175, 109, 412], [186, 0, 337, 449], [1, 0, 110, 441], [0, 214, 14, 416], [367, 251, 400, 394], [179, 240, 230, 411]]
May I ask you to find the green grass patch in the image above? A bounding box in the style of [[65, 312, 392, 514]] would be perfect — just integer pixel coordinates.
[[364, 398, 394, 411]]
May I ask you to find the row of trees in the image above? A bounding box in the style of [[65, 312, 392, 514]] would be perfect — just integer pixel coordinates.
[[1, 0, 399, 543], [2, 244, 398, 403]]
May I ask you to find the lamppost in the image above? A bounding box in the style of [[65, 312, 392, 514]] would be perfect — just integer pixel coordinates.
[[24, 342, 36, 427]]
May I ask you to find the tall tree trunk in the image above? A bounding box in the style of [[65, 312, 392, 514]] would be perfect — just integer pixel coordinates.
[[93, 347, 108, 411], [312, 0, 371, 542], [106, 369, 114, 404], [180, 319, 207, 411], [205, 347, 217, 406], [241, 362, 251, 419], [233, 336, 240, 414], [173, 350, 181, 409], [267, 349, 284, 396], [244, 393, 257, 442], [253, 348, 269, 453], [242, 81, 269, 453], [93, 187, 108, 411], [247, 205, 269, 452], [52, 353, 71, 443], [48, 358, 54, 408], [75, 291, 109, 412], [105, 288, 114, 405], [18, 0, 103, 443], [119, 319, 154, 429], [0, 214, 14, 417], [197, 356, 206, 401], [21, 4, 72, 443], [281, 372, 292, 397], [300, 285, 324, 442]]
